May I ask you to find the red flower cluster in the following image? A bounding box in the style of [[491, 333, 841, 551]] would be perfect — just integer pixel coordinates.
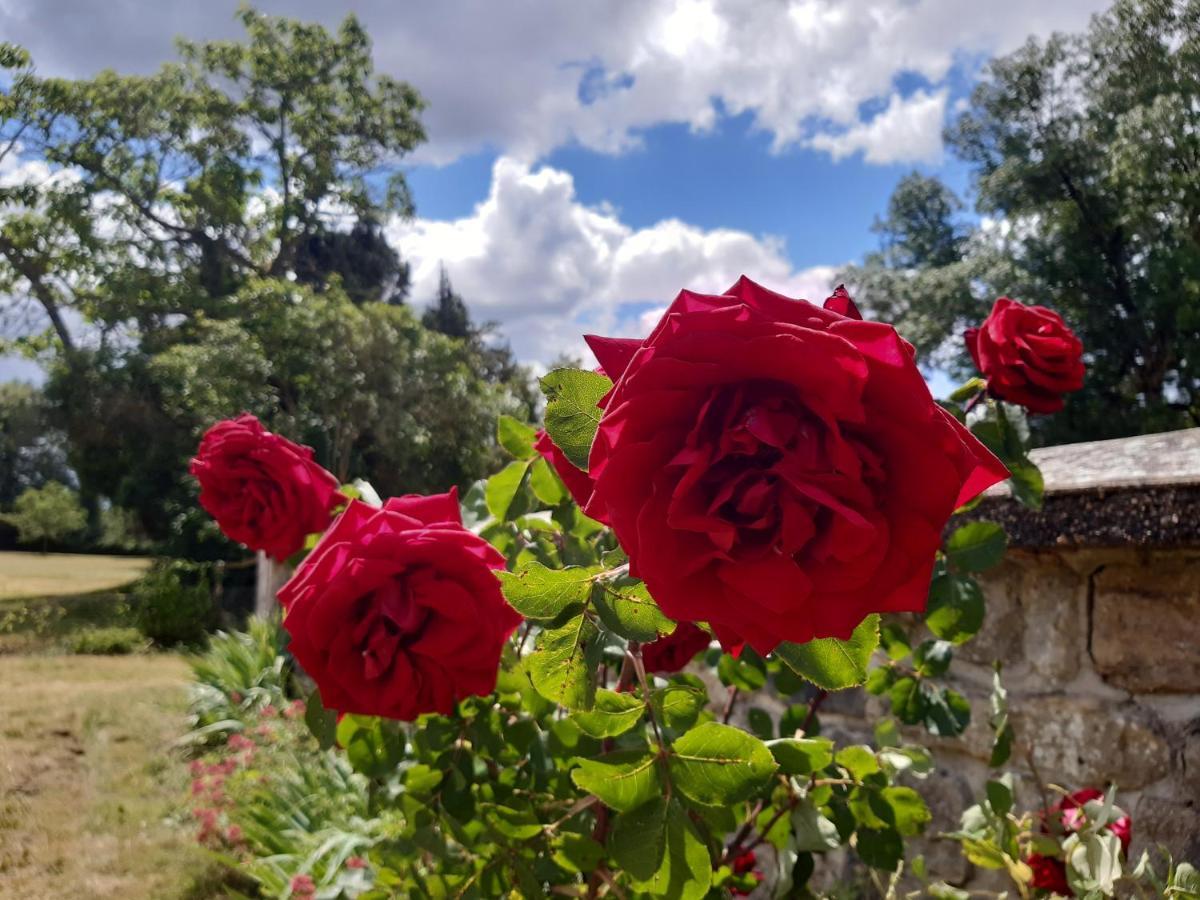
[[279, 490, 521, 720], [1027, 788, 1132, 896], [570, 277, 1006, 653], [190, 413, 344, 561], [730, 849, 763, 896], [966, 297, 1084, 414]]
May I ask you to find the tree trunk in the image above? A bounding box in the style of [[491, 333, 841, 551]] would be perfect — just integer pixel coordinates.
[[254, 551, 291, 620]]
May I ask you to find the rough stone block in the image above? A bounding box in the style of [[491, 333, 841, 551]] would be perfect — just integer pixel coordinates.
[[1091, 555, 1200, 693]]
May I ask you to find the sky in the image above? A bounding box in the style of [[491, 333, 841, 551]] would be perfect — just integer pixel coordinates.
[[0, 0, 1111, 376]]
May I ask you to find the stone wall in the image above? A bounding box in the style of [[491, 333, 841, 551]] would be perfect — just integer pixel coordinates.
[[818, 546, 1200, 883]]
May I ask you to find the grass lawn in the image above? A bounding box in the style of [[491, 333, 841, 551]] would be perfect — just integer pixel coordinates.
[[0, 551, 151, 601], [0, 655, 233, 899]]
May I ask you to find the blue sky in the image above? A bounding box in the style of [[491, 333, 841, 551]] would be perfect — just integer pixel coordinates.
[[1, 0, 1110, 375]]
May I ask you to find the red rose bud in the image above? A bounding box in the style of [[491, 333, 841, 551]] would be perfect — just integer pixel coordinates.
[[731, 849, 764, 895], [533, 428, 595, 509], [279, 490, 521, 721], [1027, 853, 1071, 896], [583, 277, 1008, 654], [641, 622, 711, 674], [190, 413, 344, 561], [965, 296, 1084, 414]]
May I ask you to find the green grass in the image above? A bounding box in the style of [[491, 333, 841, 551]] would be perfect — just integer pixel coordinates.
[[0, 551, 151, 601]]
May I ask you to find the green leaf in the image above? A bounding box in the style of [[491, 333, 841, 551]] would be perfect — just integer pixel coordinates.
[[571, 689, 646, 739], [914, 640, 954, 677], [925, 571, 985, 644], [653, 685, 705, 731], [485, 459, 531, 520], [718, 651, 767, 691], [767, 737, 834, 775], [304, 689, 338, 750], [526, 613, 602, 710], [1008, 458, 1045, 510], [923, 685, 971, 737], [945, 522, 1007, 572], [539, 369, 613, 470], [988, 664, 1014, 768], [529, 456, 568, 506], [498, 561, 599, 620], [591, 576, 675, 642], [986, 780, 1013, 817], [668, 722, 778, 806], [835, 745, 880, 782], [889, 676, 924, 725], [856, 826, 904, 871], [610, 798, 712, 900], [774, 614, 880, 690], [552, 834, 604, 874], [336, 714, 404, 778], [792, 798, 843, 852], [497, 415, 537, 459], [949, 377, 987, 403], [880, 786, 931, 836], [747, 707, 774, 740], [1065, 832, 1122, 896], [571, 750, 661, 812], [483, 803, 542, 840]]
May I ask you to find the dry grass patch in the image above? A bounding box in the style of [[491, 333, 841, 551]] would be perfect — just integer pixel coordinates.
[[0, 654, 233, 899], [0, 552, 151, 602]]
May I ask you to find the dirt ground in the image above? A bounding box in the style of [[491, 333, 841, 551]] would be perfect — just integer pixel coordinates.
[[0, 654, 231, 899]]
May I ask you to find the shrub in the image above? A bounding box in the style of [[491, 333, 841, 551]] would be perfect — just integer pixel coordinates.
[[134, 560, 214, 647], [68, 626, 146, 655], [1, 481, 86, 550]]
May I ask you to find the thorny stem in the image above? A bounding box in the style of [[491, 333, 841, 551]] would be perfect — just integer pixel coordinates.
[[801, 689, 828, 734], [721, 685, 740, 724]]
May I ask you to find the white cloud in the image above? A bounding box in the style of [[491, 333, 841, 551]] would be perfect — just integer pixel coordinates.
[[0, 0, 1111, 165], [389, 157, 841, 364], [806, 89, 948, 165]]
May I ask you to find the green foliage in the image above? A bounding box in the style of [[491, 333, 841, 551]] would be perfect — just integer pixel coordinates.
[[539, 368, 613, 470], [2, 480, 86, 548], [67, 625, 145, 655], [0, 382, 72, 508], [132, 560, 214, 647], [774, 614, 881, 690]]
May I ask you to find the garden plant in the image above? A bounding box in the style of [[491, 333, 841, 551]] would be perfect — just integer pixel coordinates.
[[185, 280, 1198, 899]]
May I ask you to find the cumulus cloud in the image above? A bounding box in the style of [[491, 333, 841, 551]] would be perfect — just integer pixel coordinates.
[[0, 0, 1109, 165], [388, 157, 840, 364]]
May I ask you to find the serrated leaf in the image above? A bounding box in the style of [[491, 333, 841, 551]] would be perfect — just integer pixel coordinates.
[[497, 415, 537, 459], [925, 571, 985, 644], [529, 456, 568, 505], [571, 688, 646, 738], [591, 576, 675, 642], [527, 613, 602, 710], [336, 714, 405, 778], [880, 786, 931, 836], [946, 521, 1007, 572], [774, 614, 880, 690], [856, 826, 903, 871], [718, 651, 767, 691], [539, 369, 613, 470], [611, 798, 712, 900], [667, 721, 778, 806], [653, 685, 705, 731], [485, 459, 531, 520], [1008, 458, 1044, 510], [767, 737, 834, 775], [747, 707, 774, 740], [835, 745, 880, 781], [552, 834, 604, 874], [498, 561, 599, 620], [571, 750, 661, 812]]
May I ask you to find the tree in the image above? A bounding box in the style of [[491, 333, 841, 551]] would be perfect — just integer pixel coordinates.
[[0, 381, 72, 507], [2, 481, 86, 550], [422, 265, 473, 338], [844, 0, 1200, 443], [0, 11, 532, 554]]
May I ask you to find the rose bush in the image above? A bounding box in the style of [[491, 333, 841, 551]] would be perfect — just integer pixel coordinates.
[[190, 413, 345, 561], [185, 281, 1193, 899]]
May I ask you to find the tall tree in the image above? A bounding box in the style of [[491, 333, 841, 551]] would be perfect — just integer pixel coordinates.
[[844, 0, 1200, 442]]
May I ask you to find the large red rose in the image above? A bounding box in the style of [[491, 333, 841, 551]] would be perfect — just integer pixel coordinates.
[[533, 429, 594, 508], [278, 490, 521, 720], [965, 297, 1084, 414], [190, 413, 344, 561], [641, 622, 712, 674], [583, 277, 1008, 653]]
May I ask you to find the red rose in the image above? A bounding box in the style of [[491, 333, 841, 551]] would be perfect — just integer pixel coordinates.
[[279, 490, 521, 720], [730, 849, 763, 895], [965, 297, 1084, 414], [190, 413, 344, 561], [582, 277, 1007, 653], [641, 622, 711, 674], [1028, 853, 1071, 896], [533, 429, 594, 508]]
